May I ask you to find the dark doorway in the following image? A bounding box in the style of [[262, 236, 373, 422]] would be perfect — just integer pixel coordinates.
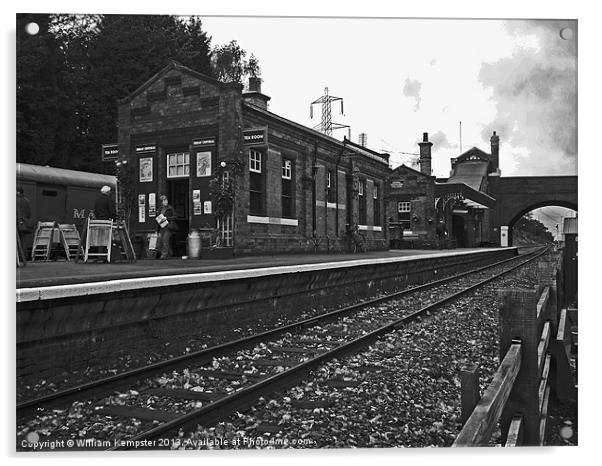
[[452, 214, 466, 248], [167, 178, 190, 257]]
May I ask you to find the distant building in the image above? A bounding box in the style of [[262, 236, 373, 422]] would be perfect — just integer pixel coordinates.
[[386, 132, 497, 248]]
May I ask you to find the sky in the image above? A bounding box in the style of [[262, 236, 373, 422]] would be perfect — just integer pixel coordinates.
[[201, 16, 577, 179]]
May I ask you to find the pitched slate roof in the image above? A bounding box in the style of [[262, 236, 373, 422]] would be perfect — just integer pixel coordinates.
[[118, 60, 232, 105], [448, 160, 490, 191]]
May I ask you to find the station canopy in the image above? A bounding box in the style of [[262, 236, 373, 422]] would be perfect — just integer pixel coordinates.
[[435, 182, 496, 210]]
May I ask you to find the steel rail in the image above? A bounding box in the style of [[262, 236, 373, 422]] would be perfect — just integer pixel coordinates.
[[109, 247, 547, 449], [18, 247, 544, 422]]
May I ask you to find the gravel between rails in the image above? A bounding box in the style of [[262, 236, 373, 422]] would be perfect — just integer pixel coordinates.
[[172, 258, 543, 449]]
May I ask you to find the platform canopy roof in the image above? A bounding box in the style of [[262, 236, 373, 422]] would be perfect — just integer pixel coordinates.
[[448, 159, 490, 191], [435, 182, 496, 210]]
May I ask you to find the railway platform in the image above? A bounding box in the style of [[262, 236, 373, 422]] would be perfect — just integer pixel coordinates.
[[17, 247, 518, 385], [17, 247, 496, 289]]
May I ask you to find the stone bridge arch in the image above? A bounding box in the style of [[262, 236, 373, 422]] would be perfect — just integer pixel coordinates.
[[488, 176, 578, 246]]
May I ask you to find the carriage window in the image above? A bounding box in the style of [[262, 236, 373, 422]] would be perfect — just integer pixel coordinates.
[[42, 190, 58, 197]]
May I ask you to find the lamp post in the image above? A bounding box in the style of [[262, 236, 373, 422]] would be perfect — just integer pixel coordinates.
[[114, 155, 129, 226], [215, 159, 241, 248]]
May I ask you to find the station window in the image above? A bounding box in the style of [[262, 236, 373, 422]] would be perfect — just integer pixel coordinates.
[[167, 152, 190, 178], [373, 184, 381, 226], [249, 149, 264, 215], [281, 159, 295, 218], [282, 159, 292, 180], [398, 201, 411, 229], [327, 170, 336, 203], [358, 179, 367, 225], [249, 149, 262, 173]]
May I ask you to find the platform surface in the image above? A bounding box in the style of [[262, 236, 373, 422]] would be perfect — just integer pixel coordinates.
[[17, 248, 499, 289]]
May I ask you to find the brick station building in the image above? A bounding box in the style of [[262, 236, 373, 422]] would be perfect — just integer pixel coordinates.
[[117, 61, 390, 255], [386, 132, 498, 248]]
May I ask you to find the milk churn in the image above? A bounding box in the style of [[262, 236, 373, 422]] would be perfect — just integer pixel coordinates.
[[187, 229, 201, 259]]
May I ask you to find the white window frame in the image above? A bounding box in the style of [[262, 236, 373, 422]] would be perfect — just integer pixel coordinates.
[[167, 152, 190, 178], [249, 149, 262, 173], [282, 159, 292, 179], [398, 201, 411, 213], [327, 171, 331, 188]]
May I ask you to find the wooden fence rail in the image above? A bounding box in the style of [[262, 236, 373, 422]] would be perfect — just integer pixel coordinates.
[[453, 251, 575, 447]]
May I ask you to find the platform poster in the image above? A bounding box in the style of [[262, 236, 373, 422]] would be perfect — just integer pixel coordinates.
[[139, 157, 153, 182], [193, 190, 201, 215], [196, 151, 211, 177], [203, 200, 212, 214], [148, 193, 156, 217], [138, 194, 146, 223]]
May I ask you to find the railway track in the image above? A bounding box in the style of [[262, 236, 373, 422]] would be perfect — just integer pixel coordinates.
[[17, 246, 547, 450]]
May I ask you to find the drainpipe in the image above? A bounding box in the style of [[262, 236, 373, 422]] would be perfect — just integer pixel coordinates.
[[324, 163, 328, 251], [312, 141, 318, 235], [335, 140, 345, 238]]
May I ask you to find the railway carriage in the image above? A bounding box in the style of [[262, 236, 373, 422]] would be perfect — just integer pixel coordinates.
[[16, 163, 117, 249]]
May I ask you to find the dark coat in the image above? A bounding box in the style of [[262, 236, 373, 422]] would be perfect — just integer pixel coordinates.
[[94, 193, 116, 220], [17, 193, 32, 232]]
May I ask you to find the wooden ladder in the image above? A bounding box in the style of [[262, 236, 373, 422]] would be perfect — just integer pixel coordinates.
[[112, 220, 137, 262], [57, 224, 83, 261], [31, 221, 57, 262]]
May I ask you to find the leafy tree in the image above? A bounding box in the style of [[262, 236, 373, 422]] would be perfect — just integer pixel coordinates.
[[211, 40, 261, 84], [17, 14, 213, 173], [16, 14, 63, 166], [17, 15, 261, 176]]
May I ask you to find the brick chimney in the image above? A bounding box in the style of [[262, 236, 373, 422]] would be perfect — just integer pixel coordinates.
[[243, 77, 270, 110], [418, 132, 433, 176], [490, 130, 500, 175]]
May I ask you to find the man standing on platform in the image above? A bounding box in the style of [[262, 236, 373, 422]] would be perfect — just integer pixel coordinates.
[[16, 187, 32, 251], [93, 185, 116, 220], [156, 194, 177, 259]]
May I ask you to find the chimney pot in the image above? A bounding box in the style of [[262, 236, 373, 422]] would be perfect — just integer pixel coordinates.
[[248, 76, 262, 93], [418, 132, 433, 176], [243, 77, 270, 110]]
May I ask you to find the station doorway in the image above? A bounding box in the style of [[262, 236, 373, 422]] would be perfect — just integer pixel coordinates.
[[167, 178, 190, 257], [452, 214, 466, 248]]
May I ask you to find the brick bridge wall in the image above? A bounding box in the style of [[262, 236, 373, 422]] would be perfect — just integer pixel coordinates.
[[488, 176, 577, 245]]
